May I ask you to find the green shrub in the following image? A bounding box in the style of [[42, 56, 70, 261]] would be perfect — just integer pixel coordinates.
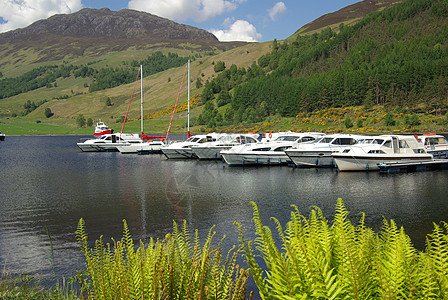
[[385, 112, 396, 126], [236, 199, 448, 299], [44, 108, 53, 118], [76, 219, 248, 300], [344, 116, 353, 128], [76, 115, 86, 127]]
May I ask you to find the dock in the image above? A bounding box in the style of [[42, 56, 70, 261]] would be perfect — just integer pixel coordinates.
[[378, 159, 448, 173]]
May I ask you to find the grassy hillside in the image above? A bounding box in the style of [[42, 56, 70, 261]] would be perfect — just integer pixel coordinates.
[[0, 42, 271, 135]]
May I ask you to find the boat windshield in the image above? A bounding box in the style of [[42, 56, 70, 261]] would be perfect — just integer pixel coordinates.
[[316, 137, 334, 144], [274, 135, 301, 142]]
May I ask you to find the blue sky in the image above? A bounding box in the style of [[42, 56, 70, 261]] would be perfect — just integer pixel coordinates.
[[0, 0, 360, 42]]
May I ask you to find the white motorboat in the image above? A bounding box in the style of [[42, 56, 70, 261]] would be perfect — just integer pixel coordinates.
[[221, 132, 324, 166], [285, 134, 361, 167], [191, 133, 260, 160], [116, 139, 165, 154], [417, 134, 448, 159], [161, 133, 222, 159], [332, 135, 433, 171], [94, 121, 112, 136], [77, 133, 142, 152]]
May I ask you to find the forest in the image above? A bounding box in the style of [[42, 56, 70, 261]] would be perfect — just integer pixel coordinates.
[[196, 0, 448, 128]]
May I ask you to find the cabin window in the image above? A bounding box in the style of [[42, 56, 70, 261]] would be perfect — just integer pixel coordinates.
[[383, 141, 392, 148], [333, 138, 356, 145], [368, 150, 385, 154], [274, 146, 291, 151], [399, 140, 410, 148], [254, 147, 271, 151], [374, 139, 384, 145]]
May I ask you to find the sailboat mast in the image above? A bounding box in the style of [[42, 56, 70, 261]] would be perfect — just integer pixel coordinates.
[[187, 59, 191, 138]]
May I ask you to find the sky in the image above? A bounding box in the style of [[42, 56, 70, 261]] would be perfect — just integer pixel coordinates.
[[0, 0, 360, 42]]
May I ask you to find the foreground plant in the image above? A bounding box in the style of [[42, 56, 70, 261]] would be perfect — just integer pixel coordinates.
[[76, 219, 249, 300], [236, 198, 448, 299]]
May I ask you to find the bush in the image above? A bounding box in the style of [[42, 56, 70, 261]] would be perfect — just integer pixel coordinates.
[[356, 119, 363, 128], [236, 199, 448, 299], [44, 108, 53, 118], [385, 112, 396, 126], [214, 60, 226, 72], [344, 116, 353, 128], [76, 219, 248, 300], [76, 115, 86, 127]]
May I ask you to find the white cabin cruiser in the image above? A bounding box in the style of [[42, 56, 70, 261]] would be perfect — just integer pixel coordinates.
[[191, 133, 260, 160], [221, 132, 324, 166], [285, 134, 361, 167], [417, 134, 448, 159], [116, 139, 165, 154], [161, 133, 222, 159], [77, 133, 142, 152], [332, 135, 432, 171]]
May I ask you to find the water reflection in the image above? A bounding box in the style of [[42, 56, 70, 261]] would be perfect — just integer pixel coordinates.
[[1, 136, 448, 287]]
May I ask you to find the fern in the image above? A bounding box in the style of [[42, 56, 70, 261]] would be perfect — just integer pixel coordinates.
[[76, 218, 248, 299]]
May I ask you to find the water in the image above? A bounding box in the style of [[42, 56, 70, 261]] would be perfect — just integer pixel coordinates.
[[1, 136, 448, 293]]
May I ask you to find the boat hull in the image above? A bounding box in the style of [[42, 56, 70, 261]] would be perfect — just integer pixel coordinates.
[[192, 146, 232, 160], [333, 154, 434, 171], [285, 150, 337, 167], [117, 142, 164, 154], [162, 148, 197, 159], [221, 152, 290, 166]]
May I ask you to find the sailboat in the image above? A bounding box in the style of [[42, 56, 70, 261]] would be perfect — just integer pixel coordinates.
[[116, 65, 166, 154], [161, 60, 211, 159]]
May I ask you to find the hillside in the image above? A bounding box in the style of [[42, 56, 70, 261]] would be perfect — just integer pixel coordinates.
[[196, 0, 448, 133], [292, 0, 404, 36]]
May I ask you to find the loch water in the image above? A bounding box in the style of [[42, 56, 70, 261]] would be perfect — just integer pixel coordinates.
[[1, 135, 448, 292]]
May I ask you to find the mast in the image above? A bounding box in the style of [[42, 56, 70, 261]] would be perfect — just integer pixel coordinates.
[[140, 64, 144, 135], [187, 59, 191, 138]]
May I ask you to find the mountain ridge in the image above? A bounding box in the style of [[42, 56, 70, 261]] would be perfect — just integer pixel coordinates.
[[0, 8, 246, 63]]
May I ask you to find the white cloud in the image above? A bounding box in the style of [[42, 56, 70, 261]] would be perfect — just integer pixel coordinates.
[[210, 19, 261, 42], [128, 0, 246, 22], [0, 0, 82, 33], [267, 2, 286, 21]]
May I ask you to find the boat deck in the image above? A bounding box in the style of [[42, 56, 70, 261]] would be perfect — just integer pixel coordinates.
[[378, 159, 448, 173]]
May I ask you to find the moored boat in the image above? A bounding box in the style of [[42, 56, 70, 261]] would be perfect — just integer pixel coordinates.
[[332, 135, 433, 171], [0, 131, 5, 141], [94, 121, 112, 136], [77, 133, 142, 152], [116, 139, 165, 154], [221, 132, 324, 166], [191, 133, 260, 160], [285, 134, 361, 167], [161, 133, 222, 159], [417, 134, 448, 159]]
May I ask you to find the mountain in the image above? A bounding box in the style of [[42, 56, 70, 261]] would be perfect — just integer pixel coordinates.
[[0, 8, 245, 63], [292, 0, 404, 36]]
